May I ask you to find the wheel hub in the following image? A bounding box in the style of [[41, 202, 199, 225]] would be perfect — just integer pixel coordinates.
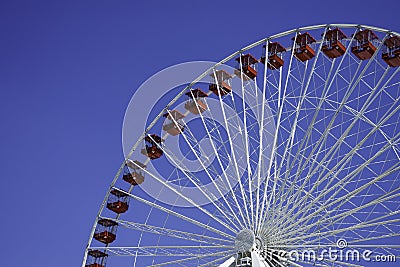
[[234, 229, 255, 252]]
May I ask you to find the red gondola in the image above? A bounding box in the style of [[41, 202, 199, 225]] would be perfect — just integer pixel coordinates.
[[234, 53, 258, 80], [123, 160, 146, 185], [292, 32, 316, 62], [209, 70, 233, 96], [260, 42, 286, 69], [106, 189, 129, 214], [322, 28, 347, 59], [141, 134, 163, 159], [382, 36, 400, 67], [162, 110, 185, 136], [85, 250, 108, 267], [351, 29, 378, 60], [185, 88, 208, 114], [94, 219, 118, 244]]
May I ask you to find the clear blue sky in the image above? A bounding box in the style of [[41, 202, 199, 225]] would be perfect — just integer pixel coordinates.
[[0, 0, 398, 266]]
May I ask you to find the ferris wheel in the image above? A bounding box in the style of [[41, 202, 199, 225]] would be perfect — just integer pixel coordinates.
[[83, 24, 400, 267]]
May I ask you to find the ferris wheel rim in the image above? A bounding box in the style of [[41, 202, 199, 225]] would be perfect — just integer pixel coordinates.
[[83, 23, 400, 267], [123, 23, 400, 165]]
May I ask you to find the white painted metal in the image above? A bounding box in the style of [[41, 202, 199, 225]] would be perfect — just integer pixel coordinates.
[[83, 24, 400, 267], [218, 256, 235, 267]]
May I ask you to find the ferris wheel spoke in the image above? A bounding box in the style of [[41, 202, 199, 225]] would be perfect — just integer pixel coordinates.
[[263, 35, 333, 230], [178, 131, 245, 230], [296, 200, 400, 245], [235, 66, 268, 232], [255, 40, 271, 234], [299, 215, 400, 248], [185, 93, 250, 230], [261, 66, 319, 229], [273, 47, 344, 192], [296, 151, 400, 228], [284, 208, 400, 244], [266, 41, 362, 227], [93, 245, 232, 257], [224, 81, 259, 230], [166, 113, 246, 231], [275, 57, 367, 209], [237, 56, 256, 230], [281, 103, 400, 231], [114, 188, 235, 239], [276, 82, 399, 232], [279, 135, 400, 237], [301, 179, 400, 235], [197, 253, 235, 267], [258, 34, 297, 230], [280, 168, 400, 241], [145, 139, 239, 233], [260, 31, 326, 226], [300, 64, 394, 183], [108, 217, 233, 245], [276, 142, 389, 232], [353, 115, 400, 160], [195, 99, 252, 221], [345, 232, 400, 246], [212, 69, 252, 229], [148, 250, 234, 267], [282, 82, 383, 218], [288, 37, 390, 204]]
